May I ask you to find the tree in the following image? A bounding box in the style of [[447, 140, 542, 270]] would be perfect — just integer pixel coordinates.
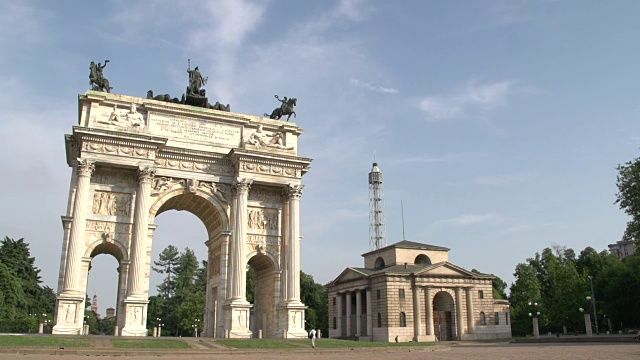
[[0, 237, 46, 316], [153, 245, 180, 298], [616, 157, 640, 244], [509, 262, 542, 336], [300, 271, 328, 335]]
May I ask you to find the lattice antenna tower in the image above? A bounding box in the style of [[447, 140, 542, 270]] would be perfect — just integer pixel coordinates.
[[369, 161, 387, 250]]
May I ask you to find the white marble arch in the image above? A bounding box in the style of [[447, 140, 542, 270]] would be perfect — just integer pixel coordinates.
[[53, 91, 312, 338]]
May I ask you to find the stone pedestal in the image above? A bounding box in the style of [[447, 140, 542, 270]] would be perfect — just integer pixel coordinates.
[[38, 323, 44, 334], [223, 303, 252, 338], [120, 300, 149, 336], [277, 305, 307, 338], [532, 317, 540, 338], [584, 313, 593, 336], [52, 296, 84, 335]]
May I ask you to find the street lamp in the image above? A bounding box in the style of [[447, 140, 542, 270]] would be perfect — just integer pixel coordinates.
[[587, 276, 599, 335], [156, 318, 163, 337], [528, 302, 541, 339], [192, 319, 201, 337]]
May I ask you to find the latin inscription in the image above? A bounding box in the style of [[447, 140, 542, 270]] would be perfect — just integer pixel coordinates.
[[149, 114, 241, 146]]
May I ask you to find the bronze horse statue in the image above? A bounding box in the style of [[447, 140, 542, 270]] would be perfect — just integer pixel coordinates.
[[265, 96, 297, 121]]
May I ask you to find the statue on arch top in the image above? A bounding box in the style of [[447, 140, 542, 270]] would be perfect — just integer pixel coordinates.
[[265, 95, 297, 121], [89, 60, 112, 93], [186, 59, 208, 97]]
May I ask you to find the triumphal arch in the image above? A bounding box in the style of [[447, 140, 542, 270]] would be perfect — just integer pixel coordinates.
[[52, 89, 312, 338]]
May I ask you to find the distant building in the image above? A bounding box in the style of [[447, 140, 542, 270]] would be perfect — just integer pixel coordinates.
[[608, 239, 637, 260], [106, 308, 116, 319], [326, 240, 512, 342], [91, 294, 100, 319]]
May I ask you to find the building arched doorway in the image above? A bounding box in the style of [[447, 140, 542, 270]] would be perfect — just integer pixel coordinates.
[[433, 291, 455, 341]]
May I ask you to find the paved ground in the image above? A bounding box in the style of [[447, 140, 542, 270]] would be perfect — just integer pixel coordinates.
[[0, 343, 638, 360]]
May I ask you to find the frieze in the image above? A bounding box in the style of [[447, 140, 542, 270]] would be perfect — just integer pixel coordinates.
[[246, 234, 280, 246], [248, 187, 282, 203], [86, 220, 132, 234], [240, 162, 302, 178], [92, 191, 132, 216], [154, 158, 233, 174], [247, 208, 279, 230], [92, 169, 137, 187], [151, 177, 185, 197], [82, 141, 155, 159]]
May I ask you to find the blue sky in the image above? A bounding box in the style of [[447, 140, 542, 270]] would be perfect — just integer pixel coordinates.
[[1, 0, 639, 316]]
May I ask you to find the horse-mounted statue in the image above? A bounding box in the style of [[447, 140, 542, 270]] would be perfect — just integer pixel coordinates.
[[89, 60, 112, 93], [265, 95, 297, 121]]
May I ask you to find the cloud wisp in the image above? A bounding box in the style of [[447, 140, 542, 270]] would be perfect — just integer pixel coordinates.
[[350, 78, 398, 94], [419, 81, 514, 121]]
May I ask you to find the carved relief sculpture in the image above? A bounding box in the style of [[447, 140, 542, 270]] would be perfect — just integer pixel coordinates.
[[92, 191, 132, 216], [247, 208, 279, 230]]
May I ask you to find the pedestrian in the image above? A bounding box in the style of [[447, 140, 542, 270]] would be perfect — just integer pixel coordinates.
[[309, 328, 317, 348]]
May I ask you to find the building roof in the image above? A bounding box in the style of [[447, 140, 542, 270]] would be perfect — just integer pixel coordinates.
[[361, 240, 450, 257], [326, 261, 494, 287]]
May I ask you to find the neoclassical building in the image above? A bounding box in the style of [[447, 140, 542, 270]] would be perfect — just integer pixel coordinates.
[[327, 240, 511, 342]]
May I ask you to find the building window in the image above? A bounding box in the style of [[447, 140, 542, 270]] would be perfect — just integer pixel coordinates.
[[478, 290, 484, 299], [480, 312, 486, 326], [377, 290, 381, 299], [495, 312, 500, 325], [399, 289, 405, 299], [333, 317, 336, 329], [333, 297, 336, 306], [377, 313, 382, 328], [506, 312, 510, 325], [400, 312, 407, 327]]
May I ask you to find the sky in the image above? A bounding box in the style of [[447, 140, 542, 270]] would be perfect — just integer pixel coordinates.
[[1, 0, 640, 316]]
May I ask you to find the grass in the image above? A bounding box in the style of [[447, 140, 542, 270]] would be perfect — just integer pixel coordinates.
[[111, 338, 191, 349], [0, 335, 94, 348], [216, 339, 301, 349]]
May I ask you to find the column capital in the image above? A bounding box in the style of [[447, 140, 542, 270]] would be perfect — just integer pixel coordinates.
[[137, 166, 155, 183], [284, 184, 304, 199], [233, 178, 253, 194], [76, 159, 95, 177]]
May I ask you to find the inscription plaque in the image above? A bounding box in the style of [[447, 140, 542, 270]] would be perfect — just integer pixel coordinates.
[[148, 113, 241, 147]]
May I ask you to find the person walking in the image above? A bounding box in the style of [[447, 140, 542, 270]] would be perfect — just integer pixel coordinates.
[[309, 328, 317, 348]]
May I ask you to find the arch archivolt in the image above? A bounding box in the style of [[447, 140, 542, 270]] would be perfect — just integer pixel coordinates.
[[149, 185, 230, 238], [84, 237, 128, 262], [246, 249, 280, 273]]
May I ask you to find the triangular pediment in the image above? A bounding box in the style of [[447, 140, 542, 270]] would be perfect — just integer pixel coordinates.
[[415, 262, 484, 278], [330, 267, 369, 284]]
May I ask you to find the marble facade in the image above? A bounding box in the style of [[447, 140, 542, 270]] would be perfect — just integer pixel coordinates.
[[53, 91, 312, 338], [326, 241, 512, 342]]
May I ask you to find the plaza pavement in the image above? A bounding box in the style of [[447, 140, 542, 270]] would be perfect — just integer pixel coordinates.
[[0, 340, 638, 360]]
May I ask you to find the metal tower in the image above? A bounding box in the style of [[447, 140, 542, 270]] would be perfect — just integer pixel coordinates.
[[369, 162, 386, 250]]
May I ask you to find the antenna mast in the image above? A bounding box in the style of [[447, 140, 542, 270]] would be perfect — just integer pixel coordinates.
[[369, 161, 387, 250]]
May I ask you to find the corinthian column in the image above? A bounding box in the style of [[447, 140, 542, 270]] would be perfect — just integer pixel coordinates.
[[62, 159, 95, 293], [127, 167, 154, 297], [285, 184, 303, 303], [228, 178, 252, 302]]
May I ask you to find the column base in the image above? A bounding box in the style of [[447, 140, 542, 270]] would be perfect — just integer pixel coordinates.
[[52, 294, 83, 335], [277, 303, 307, 339], [120, 298, 149, 337], [223, 302, 252, 338]]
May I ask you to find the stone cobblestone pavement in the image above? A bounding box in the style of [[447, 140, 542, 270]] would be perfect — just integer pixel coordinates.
[[0, 343, 638, 360]]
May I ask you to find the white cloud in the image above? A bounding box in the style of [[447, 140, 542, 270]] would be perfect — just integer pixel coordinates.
[[437, 212, 502, 226], [350, 78, 398, 94], [419, 81, 514, 121]]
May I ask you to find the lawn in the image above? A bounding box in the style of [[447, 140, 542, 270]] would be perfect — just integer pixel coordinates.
[[216, 339, 302, 349], [111, 338, 191, 348], [0, 335, 94, 348]]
